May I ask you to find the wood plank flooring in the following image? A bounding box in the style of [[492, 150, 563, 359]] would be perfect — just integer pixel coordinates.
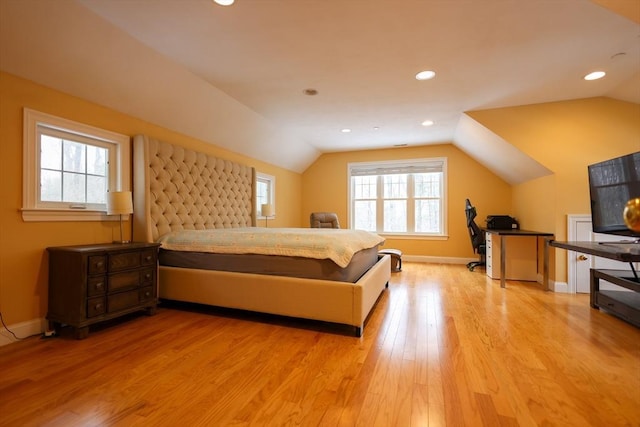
[[1, 262, 639, 426]]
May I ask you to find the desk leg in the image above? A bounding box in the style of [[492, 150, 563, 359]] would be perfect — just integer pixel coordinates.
[[543, 237, 549, 291], [500, 235, 506, 288]]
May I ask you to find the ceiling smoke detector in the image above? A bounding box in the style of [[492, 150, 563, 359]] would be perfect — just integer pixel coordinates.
[[303, 88, 318, 96]]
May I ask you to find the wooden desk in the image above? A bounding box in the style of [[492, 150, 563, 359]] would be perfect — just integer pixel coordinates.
[[485, 229, 554, 288]]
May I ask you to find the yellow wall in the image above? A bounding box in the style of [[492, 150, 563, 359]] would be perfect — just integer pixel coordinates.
[[302, 98, 639, 283], [301, 144, 512, 258], [469, 98, 640, 281], [2, 71, 638, 328], [0, 72, 302, 325]]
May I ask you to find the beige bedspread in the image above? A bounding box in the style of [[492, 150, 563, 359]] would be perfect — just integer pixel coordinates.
[[156, 228, 385, 268]]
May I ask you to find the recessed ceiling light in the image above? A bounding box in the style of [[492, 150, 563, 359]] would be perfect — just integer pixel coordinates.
[[213, 0, 234, 5], [421, 120, 435, 127], [373, 126, 380, 131], [415, 70, 436, 81], [584, 71, 606, 81], [341, 128, 351, 133]]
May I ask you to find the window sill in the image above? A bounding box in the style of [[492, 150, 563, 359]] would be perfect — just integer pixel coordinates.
[[378, 233, 448, 241], [21, 209, 127, 222]]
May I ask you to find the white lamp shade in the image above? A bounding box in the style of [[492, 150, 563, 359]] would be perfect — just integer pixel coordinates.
[[261, 203, 273, 217], [107, 191, 133, 215]]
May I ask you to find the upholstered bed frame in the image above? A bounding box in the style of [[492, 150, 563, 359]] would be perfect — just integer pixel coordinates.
[[132, 135, 390, 336]]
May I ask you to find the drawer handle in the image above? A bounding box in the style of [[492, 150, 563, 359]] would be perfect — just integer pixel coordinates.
[[96, 261, 104, 268], [94, 303, 103, 310], [95, 282, 104, 290], [145, 255, 153, 262], [144, 291, 151, 297], [144, 273, 152, 280]]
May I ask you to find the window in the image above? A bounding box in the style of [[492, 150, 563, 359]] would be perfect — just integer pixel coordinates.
[[256, 172, 275, 217], [22, 109, 130, 221], [349, 158, 447, 237]]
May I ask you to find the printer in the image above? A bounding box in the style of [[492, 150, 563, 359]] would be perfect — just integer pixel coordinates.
[[486, 215, 519, 230]]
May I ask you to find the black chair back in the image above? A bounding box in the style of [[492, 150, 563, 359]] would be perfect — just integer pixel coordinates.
[[465, 199, 484, 252], [465, 199, 486, 271]]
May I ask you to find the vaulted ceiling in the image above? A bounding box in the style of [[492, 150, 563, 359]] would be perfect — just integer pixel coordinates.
[[1, 0, 638, 183]]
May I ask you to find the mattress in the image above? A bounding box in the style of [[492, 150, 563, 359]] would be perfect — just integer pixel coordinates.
[[159, 246, 380, 283], [156, 227, 384, 267]]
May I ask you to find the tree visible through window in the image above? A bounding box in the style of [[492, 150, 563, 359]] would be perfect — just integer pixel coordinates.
[[39, 132, 109, 206], [349, 159, 447, 235]]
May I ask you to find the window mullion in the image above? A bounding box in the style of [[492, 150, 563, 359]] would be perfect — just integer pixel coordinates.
[[84, 140, 88, 205], [377, 175, 384, 233], [407, 174, 415, 232]]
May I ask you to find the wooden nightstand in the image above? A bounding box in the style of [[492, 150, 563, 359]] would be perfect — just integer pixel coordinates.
[[47, 242, 161, 339]]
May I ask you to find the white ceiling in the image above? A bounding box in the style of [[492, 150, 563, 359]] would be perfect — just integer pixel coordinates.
[[1, 0, 638, 181]]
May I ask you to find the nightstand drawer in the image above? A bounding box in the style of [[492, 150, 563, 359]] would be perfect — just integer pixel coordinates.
[[88, 256, 107, 274], [109, 270, 140, 291], [87, 276, 106, 296], [140, 268, 154, 284], [87, 297, 106, 317], [139, 286, 155, 303], [110, 251, 141, 272], [108, 289, 140, 312], [141, 249, 156, 266]]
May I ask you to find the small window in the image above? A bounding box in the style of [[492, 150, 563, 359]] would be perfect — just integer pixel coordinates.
[[22, 109, 130, 221], [256, 172, 275, 217], [349, 158, 447, 237]]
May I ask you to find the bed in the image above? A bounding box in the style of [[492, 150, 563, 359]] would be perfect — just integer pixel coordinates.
[[132, 135, 391, 336]]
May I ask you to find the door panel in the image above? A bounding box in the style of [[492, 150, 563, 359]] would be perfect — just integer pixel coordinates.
[[570, 215, 636, 293]]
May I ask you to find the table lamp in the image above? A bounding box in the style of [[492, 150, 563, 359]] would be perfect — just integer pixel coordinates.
[[261, 203, 273, 227], [107, 191, 133, 243]]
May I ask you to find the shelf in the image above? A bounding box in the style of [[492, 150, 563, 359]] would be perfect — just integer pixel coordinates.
[[591, 268, 640, 328]]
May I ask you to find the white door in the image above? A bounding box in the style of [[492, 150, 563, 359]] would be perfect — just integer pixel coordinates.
[[570, 216, 592, 293], [569, 215, 637, 293]]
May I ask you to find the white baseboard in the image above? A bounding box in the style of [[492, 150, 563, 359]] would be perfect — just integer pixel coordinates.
[[403, 255, 474, 265], [551, 281, 569, 293], [0, 317, 46, 347], [405, 257, 566, 293]]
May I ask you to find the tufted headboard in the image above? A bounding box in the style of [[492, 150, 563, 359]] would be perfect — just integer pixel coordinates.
[[132, 135, 256, 243]]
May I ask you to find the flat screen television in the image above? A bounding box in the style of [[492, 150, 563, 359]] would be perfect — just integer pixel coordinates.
[[588, 151, 640, 239]]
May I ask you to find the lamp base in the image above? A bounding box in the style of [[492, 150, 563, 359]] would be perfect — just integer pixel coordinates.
[[112, 216, 131, 244]]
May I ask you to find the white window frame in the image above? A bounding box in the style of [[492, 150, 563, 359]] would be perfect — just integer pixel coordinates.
[[256, 172, 276, 218], [22, 108, 130, 222], [348, 158, 448, 239]]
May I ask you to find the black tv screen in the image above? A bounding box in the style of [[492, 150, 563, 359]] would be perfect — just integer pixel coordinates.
[[588, 151, 640, 238]]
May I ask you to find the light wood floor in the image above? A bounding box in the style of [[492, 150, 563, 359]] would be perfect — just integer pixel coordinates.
[[1, 263, 639, 427]]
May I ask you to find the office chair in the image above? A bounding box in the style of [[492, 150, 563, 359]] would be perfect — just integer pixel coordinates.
[[310, 212, 340, 228], [465, 199, 486, 271]]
